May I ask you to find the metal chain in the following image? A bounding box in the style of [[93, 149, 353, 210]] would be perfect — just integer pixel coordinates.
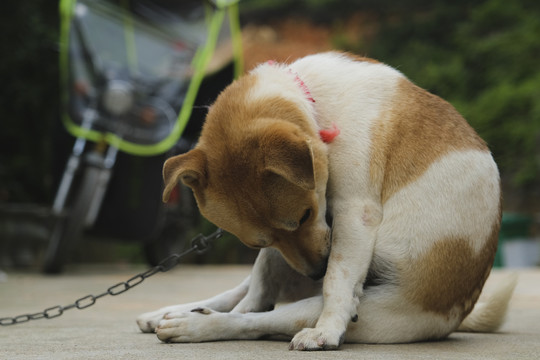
[[0, 228, 223, 326]]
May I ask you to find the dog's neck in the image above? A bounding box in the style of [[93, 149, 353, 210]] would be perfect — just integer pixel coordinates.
[[266, 60, 315, 103], [265, 60, 340, 143], [287, 68, 316, 103], [284, 63, 340, 143]]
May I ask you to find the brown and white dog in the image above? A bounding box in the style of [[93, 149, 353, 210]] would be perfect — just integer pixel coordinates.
[[137, 52, 516, 350]]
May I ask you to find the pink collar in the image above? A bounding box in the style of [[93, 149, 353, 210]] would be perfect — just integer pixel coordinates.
[[319, 123, 340, 143], [267, 60, 315, 103], [287, 69, 315, 103], [266, 60, 339, 143]]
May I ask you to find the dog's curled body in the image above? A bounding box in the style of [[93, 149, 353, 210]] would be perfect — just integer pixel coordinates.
[[137, 52, 515, 350]]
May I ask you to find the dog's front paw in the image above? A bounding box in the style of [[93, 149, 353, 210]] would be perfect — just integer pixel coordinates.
[[156, 307, 222, 343], [136, 310, 166, 333], [289, 327, 344, 351]]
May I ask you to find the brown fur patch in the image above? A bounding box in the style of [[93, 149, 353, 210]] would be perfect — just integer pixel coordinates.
[[369, 77, 489, 204], [198, 74, 321, 224], [201, 74, 317, 150], [401, 213, 500, 318]]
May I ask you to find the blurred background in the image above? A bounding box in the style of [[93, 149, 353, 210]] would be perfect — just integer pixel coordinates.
[[0, 0, 539, 272]]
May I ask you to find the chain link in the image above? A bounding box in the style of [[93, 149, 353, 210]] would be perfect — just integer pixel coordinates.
[[0, 228, 223, 326]]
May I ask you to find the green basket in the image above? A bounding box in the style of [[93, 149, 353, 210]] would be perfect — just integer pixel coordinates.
[[494, 213, 533, 267], [58, 0, 243, 156]]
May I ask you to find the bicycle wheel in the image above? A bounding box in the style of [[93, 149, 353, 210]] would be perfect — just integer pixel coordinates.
[[43, 166, 101, 274], [144, 183, 199, 266]]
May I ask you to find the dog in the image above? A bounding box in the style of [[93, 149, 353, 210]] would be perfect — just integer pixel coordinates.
[[136, 52, 516, 350]]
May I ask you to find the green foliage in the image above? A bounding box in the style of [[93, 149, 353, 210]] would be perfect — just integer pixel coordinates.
[[0, 1, 59, 203], [364, 0, 540, 185]]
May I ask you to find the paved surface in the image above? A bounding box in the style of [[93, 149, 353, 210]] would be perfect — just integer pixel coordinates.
[[1, 265, 539, 359]]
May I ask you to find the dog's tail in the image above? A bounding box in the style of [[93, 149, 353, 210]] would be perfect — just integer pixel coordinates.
[[457, 273, 518, 333]]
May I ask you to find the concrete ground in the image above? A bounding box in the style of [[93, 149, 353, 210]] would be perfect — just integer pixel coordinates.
[[1, 265, 539, 360]]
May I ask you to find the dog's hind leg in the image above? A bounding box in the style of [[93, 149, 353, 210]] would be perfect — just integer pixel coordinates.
[[136, 276, 250, 333], [156, 295, 325, 343], [232, 248, 321, 313], [344, 285, 459, 344]]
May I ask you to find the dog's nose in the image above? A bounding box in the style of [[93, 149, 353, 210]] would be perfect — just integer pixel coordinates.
[[308, 258, 328, 281]]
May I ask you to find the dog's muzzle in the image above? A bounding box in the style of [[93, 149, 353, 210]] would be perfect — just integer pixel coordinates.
[[309, 256, 328, 281], [308, 213, 333, 281]]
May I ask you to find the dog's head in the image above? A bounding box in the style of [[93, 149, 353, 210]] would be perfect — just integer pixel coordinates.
[[162, 73, 331, 279]]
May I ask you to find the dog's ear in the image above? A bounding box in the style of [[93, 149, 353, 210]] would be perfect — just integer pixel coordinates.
[[262, 130, 315, 191], [162, 149, 207, 202]]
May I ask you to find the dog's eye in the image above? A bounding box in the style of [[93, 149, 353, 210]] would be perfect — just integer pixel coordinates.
[[299, 209, 311, 226]]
